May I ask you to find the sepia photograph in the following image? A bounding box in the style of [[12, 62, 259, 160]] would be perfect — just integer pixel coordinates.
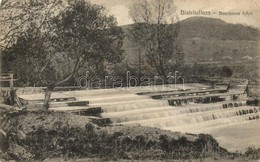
[[0, 0, 259, 161]]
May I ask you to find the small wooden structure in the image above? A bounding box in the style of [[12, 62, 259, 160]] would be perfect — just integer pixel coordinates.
[[18, 92, 102, 116], [137, 87, 247, 106], [146, 88, 227, 99], [0, 73, 17, 87]]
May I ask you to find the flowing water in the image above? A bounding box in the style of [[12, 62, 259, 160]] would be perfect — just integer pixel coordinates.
[[85, 87, 259, 152], [18, 84, 260, 152]]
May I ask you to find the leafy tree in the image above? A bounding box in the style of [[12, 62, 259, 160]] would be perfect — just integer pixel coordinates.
[[3, 0, 124, 110], [3, 27, 49, 86], [0, 0, 66, 48], [128, 0, 184, 78]]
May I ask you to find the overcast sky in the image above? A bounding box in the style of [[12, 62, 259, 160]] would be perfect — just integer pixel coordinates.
[[0, 0, 259, 28], [90, 0, 260, 28]]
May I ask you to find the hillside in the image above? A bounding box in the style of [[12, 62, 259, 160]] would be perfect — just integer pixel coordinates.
[[122, 16, 259, 64], [178, 16, 258, 41]]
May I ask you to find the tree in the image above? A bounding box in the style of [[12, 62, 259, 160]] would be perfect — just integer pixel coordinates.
[[128, 0, 184, 78], [0, 0, 66, 48], [3, 0, 124, 110], [221, 66, 233, 77], [3, 27, 49, 86]]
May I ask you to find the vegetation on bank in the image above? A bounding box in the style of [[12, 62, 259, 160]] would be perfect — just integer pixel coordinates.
[[0, 107, 259, 161]]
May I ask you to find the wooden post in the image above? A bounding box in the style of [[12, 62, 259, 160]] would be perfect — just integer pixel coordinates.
[[0, 47, 2, 87], [230, 95, 234, 101], [9, 74, 14, 87]]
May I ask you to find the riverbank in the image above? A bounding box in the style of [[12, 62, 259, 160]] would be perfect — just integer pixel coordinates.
[[0, 105, 259, 161]]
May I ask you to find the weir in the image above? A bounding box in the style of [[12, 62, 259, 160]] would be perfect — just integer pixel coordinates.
[[17, 84, 259, 141], [98, 99, 169, 113], [119, 106, 259, 126], [164, 113, 260, 134], [103, 102, 248, 123]]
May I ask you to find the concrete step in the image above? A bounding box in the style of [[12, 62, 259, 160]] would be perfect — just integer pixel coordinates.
[[77, 94, 149, 104], [96, 99, 169, 113], [119, 106, 258, 126]]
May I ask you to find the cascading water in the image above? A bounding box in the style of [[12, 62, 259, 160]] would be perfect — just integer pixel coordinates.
[[18, 85, 260, 152], [59, 87, 260, 151], [119, 106, 259, 127], [96, 98, 169, 113], [102, 99, 255, 124]]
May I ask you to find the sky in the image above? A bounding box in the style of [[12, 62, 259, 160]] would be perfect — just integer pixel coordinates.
[[0, 0, 259, 27], [89, 0, 260, 28]]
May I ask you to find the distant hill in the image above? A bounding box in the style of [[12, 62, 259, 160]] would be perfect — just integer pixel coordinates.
[[177, 17, 258, 41], [122, 16, 259, 65]]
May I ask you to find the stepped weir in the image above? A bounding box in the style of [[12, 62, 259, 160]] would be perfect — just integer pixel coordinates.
[[18, 84, 260, 151]]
